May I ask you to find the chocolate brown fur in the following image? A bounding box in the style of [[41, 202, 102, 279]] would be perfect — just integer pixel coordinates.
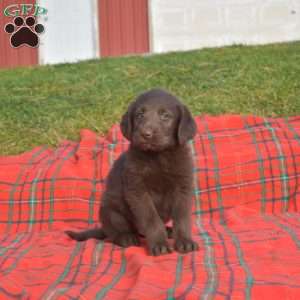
[[66, 89, 199, 256]]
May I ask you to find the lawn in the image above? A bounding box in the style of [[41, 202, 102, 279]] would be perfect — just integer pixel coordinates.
[[0, 41, 300, 155]]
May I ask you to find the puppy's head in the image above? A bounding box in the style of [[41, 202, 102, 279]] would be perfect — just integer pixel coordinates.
[[121, 89, 196, 152]]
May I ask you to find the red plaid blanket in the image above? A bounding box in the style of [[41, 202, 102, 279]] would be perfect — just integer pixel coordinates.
[[0, 115, 300, 299]]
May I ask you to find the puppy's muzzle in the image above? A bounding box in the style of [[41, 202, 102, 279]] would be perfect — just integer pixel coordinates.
[[141, 129, 153, 140]]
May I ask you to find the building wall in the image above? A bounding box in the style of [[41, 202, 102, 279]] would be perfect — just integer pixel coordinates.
[[150, 0, 300, 53], [38, 0, 99, 65], [1, 0, 300, 68], [99, 0, 149, 57]]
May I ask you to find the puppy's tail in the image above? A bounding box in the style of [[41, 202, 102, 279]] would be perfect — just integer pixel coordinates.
[[65, 228, 106, 241]]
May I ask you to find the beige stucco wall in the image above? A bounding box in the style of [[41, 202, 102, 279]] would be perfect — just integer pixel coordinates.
[[149, 0, 300, 53]]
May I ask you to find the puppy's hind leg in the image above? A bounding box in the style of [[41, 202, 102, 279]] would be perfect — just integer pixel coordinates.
[[105, 210, 140, 248]]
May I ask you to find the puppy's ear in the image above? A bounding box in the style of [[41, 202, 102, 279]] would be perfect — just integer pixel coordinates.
[[120, 102, 135, 141], [177, 104, 197, 145]]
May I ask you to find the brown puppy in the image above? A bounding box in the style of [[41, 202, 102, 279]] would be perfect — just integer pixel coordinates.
[[66, 89, 199, 256]]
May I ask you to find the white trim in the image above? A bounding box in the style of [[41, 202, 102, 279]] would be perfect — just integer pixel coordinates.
[[36, 0, 44, 65], [92, 0, 100, 58], [147, 0, 154, 53]]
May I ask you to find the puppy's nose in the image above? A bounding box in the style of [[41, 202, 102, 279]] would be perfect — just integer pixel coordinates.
[[141, 129, 153, 139]]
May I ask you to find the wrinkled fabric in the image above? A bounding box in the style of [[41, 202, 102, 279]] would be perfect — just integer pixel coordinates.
[[0, 115, 300, 299]]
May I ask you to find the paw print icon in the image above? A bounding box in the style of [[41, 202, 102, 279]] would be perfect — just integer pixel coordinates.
[[4, 16, 44, 48]]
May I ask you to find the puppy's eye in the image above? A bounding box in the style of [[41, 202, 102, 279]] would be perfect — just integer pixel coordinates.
[[136, 111, 144, 119], [160, 112, 171, 121]]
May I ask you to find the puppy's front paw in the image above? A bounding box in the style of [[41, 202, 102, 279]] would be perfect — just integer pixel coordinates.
[[149, 241, 173, 256], [175, 238, 199, 253]]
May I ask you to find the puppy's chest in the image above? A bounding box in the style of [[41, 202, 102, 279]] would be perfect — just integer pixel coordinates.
[[142, 160, 177, 192]]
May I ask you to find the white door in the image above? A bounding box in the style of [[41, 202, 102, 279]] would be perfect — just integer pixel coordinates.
[[38, 0, 99, 65]]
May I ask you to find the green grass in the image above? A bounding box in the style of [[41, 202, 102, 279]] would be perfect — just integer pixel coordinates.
[[0, 41, 300, 155]]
